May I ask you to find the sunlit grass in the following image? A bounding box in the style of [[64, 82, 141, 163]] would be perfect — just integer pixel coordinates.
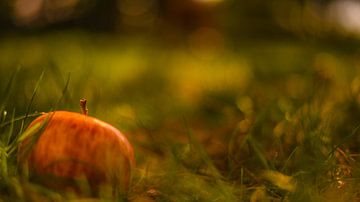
[[1, 32, 360, 201]]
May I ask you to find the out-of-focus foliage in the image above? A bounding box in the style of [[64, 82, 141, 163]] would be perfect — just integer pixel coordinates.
[[1, 0, 360, 201], [0, 32, 360, 201], [2, 0, 360, 41]]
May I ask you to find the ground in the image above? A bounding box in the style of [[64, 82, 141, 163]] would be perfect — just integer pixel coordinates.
[[0, 32, 360, 201]]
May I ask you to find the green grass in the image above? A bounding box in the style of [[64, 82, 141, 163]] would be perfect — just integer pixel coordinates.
[[1, 32, 360, 201]]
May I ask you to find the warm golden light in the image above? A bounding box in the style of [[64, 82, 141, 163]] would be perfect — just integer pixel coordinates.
[[193, 0, 224, 4]]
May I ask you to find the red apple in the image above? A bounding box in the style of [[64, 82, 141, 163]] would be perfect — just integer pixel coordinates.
[[17, 100, 135, 196]]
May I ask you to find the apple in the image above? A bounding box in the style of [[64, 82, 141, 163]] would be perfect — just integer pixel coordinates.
[[17, 99, 135, 197]]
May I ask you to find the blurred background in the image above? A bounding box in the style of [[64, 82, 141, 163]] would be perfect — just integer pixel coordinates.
[[2, 0, 360, 200], [3, 0, 360, 38], [1, 0, 360, 113]]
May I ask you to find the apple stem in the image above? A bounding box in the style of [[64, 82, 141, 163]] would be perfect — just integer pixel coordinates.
[[80, 98, 88, 115]]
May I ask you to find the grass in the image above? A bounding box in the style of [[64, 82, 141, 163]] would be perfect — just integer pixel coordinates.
[[1, 32, 360, 201]]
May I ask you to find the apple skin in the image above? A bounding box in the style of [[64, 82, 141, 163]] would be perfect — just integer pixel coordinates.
[[17, 111, 135, 195]]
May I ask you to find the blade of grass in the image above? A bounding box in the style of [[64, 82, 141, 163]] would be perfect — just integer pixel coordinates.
[[247, 136, 271, 170], [182, 118, 237, 201], [10, 73, 70, 159], [9, 73, 70, 159], [48, 61, 72, 104], [228, 100, 277, 172], [5, 109, 16, 147], [183, 118, 223, 179], [327, 123, 360, 160], [19, 70, 45, 135], [11, 112, 52, 157], [52, 72, 71, 111], [0, 112, 43, 129], [6, 177, 25, 201], [0, 109, 16, 179], [1, 149, 8, 177], [5, 69, 45, 156], [281, 146, 299, 173], [1, 110, 7, 125], [0, 66, 21, 114]]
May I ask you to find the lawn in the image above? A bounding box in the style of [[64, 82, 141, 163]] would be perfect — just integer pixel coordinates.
[[1, 31, 360, 201]]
